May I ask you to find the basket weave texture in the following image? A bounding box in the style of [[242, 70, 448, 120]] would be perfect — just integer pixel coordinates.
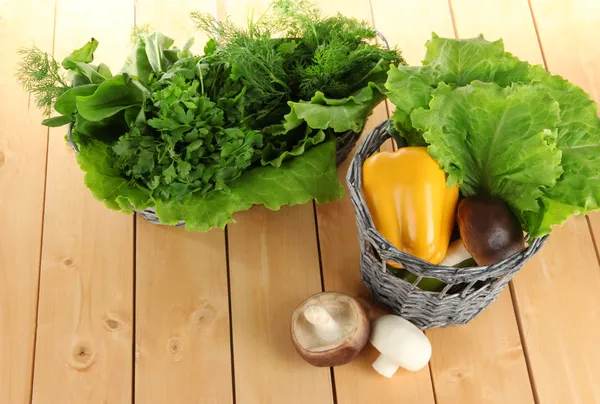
[[346, 120, 548, 329]]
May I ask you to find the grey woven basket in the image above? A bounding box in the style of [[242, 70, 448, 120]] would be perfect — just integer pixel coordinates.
[[346, 120, 548, 329], [68, 124, 360, 227]]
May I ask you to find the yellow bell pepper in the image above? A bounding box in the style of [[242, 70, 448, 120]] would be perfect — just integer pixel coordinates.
[[362, 147, 459, 266]]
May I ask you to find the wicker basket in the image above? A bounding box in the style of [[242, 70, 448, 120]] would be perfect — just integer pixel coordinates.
[[68, 124, 360, 227], [346, 120, 548, 329]]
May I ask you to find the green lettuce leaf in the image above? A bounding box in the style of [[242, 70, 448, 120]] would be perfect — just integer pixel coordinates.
[[155, 139, 344, 231], [385, 64, 437, 145], [388, 33, 600, 236], [261, 129, 327, 167], [385, 34, 547, 143], [411, 82, 563, 227], [75, 139, 153, 212], [525, 76, 600, 235], [77, 137, 343, 231], [421, 33, 545, 87], [284, 81, 385, 133]]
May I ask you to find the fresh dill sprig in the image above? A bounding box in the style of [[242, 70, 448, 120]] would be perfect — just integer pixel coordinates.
[[16, 47, 69, 115], [131, 23, 152, 44], [191, 0, 405, 125]]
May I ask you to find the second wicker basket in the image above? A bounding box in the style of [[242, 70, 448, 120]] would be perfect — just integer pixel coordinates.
[[346, 121, 548, 329]]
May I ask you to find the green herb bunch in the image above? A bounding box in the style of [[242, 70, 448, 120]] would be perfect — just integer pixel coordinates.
[[16, 0, 404, 231], [112, 66, 263, 200], [192, 0, 403, 126], [16, 47, 69, 114]]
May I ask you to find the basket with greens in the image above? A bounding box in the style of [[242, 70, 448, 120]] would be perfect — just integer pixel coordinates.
[[17, 0, 403, 231], [347, 34, 600, 328]]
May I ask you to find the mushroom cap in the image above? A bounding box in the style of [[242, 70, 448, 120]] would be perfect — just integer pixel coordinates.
[[291, 292, 370, 367], [369, 315, 431, 372], [457, 195, 525, 266]]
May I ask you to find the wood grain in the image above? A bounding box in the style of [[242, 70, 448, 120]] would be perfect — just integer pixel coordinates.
[[416, 1, 541, 403], [589, 214, 600, 254], [219, 1, 332, 403], [132, 2, 233, 403], [0, 0, 55, 402], [310, 0, 439, 402], [31, 0, 135, 402], [512, 217, 600, 404], [526, 0, 600, 258], [228, 206, 332, 404], [134, 219, 233, 403], [135, 0, 209, 50], [428, 291, 534, 403], [371, 2, 535, 403], [518, 1, 600, 402]]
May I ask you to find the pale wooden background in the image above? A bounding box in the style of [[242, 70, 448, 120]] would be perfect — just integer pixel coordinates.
[[1, 0, 600, 403]]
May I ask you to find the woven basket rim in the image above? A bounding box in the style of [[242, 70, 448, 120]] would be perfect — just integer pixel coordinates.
[[346, 119, 548, 284]]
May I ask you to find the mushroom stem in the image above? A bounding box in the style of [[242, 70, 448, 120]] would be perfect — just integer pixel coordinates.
[[303, 305, 342, 342], [438, 239, 472, 267], [372, 354, 400, 378]]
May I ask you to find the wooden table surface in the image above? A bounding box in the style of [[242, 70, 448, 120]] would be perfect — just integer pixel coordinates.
[[2, 0, 600, 403]]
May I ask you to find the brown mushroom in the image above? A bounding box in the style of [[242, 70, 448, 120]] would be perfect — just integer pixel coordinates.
[[457, 195, 525, 266], [291, 292, 370, 367]]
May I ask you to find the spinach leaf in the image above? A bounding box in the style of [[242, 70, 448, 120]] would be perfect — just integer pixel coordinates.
[[75, 74, 148, 121], [54, 84, 99, 116], [144, 32, 175, 73], [42, 115, 72, 127]]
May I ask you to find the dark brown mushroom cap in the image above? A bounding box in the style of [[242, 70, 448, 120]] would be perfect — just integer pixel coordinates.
[[291, 292, 370, 367], [457, 195, 525, 266]]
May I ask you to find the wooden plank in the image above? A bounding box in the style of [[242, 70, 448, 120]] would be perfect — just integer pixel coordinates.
[[590, 214, 600, 254], [135, 0, 210, 49], [228, 206, 332, 404], [310, 0, 439, 402], [134, 219, 233, 404], [0, 0, 55, 402], [407, 2, 544, 403], [511, 217, 600, 404], [220, 1, 332, 403], [317, 107, 437, 404], [526, 0, 600, 259], [132, 4, 233, 403], [31, 0, 135, 402], [371, 2, 530, 404], [427, 290, 533, 403], [514, 0, 600, 402]]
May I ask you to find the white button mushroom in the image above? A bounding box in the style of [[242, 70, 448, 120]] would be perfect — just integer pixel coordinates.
[[291, 292, 370, 367], [369, 315, 432, 377]]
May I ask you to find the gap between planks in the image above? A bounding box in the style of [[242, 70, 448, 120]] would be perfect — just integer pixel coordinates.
[[311, 201, 338, 404], [225, 226, 238, 404], [586, 217, 600, 265], [29, 2, 57, 402], [447, 0, 539, 401]]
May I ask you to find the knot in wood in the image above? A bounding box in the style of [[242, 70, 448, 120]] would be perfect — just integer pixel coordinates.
[[167, 337, 184, 362], [192, 303, 217, 329], [69, 341, 96, 371], [104, 318, 120, 331]]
